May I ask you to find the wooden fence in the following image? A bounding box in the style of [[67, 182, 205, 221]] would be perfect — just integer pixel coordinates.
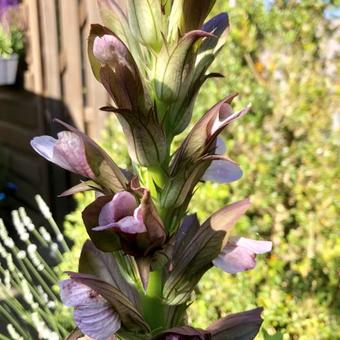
[[24, 0, 109, 137], [0, 0, 110, 221]]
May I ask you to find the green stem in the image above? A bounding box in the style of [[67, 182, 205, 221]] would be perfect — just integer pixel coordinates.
[[0, 305, 31, 339], [142, 270, 165, 331], [146, 270, 163, 298]]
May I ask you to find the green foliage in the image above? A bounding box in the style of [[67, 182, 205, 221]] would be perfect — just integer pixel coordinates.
[[0, 25, 24, 58], [186, 1, 340, 339], [62, 0, 339, 338]]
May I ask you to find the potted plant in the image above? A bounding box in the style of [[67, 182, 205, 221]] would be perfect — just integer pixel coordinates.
[[0, 0, 24, 85]]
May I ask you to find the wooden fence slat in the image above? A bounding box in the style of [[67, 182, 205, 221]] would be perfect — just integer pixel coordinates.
[[24, 0, 43, 94], [59, 0, 84, 130], [39, 0, 61, 100]]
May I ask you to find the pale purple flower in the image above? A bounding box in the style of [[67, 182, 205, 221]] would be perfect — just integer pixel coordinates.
[[213, 236, 272, 274], [202, 137, 242, 183], [93, 191, 146, 234], [31, 132, 95, 179], [59, 279, 120, 340], [202, 158, 243, 183]]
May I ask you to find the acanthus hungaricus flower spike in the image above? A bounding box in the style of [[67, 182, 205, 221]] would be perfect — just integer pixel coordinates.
[[59, 279, 121, 340], [212, 236, 272, 274], [57, 1, 272, 338], [30, 119, 128, 195]]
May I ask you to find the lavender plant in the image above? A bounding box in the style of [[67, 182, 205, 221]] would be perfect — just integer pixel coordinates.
[[31, 1, 272, 339], [0, 196, 71, 340]]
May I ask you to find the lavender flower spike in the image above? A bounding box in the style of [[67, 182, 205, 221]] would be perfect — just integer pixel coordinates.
[[31, 132, 95, 179], [213, 236, 272, 274], [93, 191, 146, 234], [59, 279, 120, 340]]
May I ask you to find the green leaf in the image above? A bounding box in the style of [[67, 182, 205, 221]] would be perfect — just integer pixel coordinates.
[[96, 0, 143, 66], [180, 0, 216, 33], [105, 106, 167, 167], [127, 0, 164, 51], [170, 93, 238, 168], [168, 0, 216, 40], [164, 225, 224, 304]]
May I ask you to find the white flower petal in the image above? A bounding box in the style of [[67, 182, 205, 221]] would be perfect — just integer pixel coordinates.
[[213, 244, 256, 274], [30, 136, 58, 163], [231, 236, 272, 254], [211, 104, 250, 135], [213, 237, 272, 274]]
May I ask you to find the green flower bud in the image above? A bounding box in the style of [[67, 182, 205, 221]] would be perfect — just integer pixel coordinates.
[[127, 0, 164, 51]]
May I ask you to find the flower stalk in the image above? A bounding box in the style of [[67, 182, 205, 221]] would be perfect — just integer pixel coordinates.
[[30, 1, 272, 339]]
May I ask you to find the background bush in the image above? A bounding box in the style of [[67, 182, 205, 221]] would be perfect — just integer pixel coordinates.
[[61, 1, 339, 339]]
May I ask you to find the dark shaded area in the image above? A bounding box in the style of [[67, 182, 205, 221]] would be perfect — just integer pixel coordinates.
[[0, 68, 77, 229], [0, 62, 81, 334]]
